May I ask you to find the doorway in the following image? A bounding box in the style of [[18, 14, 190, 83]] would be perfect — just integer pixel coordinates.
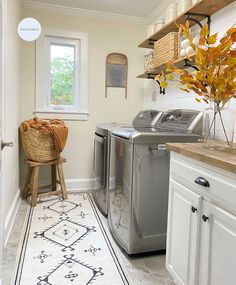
[[0, 0, 6, 283]]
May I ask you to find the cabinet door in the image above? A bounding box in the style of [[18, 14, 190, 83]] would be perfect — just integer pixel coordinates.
[[166, 179, 202, 285], [199, 200, 236, 285]]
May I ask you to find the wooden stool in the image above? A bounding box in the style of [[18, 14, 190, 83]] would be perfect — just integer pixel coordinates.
[[22, 157, 68, 207]]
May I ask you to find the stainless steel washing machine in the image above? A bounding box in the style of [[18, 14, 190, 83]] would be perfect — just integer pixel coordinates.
[[108, 109, 203, 254], [92, 110, 163, 216]]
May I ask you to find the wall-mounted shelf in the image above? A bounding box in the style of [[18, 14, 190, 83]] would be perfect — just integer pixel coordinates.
[[137, 56, 195, 79], [138, 0, 235, 49]]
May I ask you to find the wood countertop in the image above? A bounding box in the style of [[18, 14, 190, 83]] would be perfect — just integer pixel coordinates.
[[166, 143, 236, 174]]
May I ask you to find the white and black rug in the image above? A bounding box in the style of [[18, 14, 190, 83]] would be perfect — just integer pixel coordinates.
[[11, 193, 132, 285]]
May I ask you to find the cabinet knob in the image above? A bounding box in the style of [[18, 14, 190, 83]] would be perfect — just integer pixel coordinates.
[[191, 206, 197, 213], [195, 177, 210, 188], [202, 215, 209, 222]]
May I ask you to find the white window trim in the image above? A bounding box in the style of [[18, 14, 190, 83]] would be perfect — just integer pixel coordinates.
[[46, 37, 79, 112], [35, 28, 89, 121]]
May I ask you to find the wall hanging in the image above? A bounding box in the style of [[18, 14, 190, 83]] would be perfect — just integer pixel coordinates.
[[105, 53, 128, 98]]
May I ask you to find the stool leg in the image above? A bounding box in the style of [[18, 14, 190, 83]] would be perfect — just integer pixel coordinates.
[[31, 166, 40, 207], [22, 167, 33, 199], [57, 163, 68, 200], [51, 164, 57, 191]]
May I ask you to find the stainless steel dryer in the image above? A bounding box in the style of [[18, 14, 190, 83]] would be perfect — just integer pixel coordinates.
[[108, 109, 203, 254], [93, 122, 127, 216], [92, 110, 163, 216]]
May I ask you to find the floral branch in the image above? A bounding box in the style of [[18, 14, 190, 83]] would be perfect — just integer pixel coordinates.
[[159, 21, 236, 106]]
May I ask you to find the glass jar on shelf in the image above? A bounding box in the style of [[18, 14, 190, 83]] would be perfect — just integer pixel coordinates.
[[166, 2, 178, 23], [144, 52, 154, 73], [177, 0, 192, 15], [147, 24, 155, 37], [154, 19, 165, 32]]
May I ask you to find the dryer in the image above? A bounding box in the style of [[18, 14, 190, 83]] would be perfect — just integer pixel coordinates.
[[92, 110, 163, 216], [108, 109, 203, 254]]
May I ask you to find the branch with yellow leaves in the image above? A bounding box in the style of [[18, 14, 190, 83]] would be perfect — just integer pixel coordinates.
[[160, 21, 236, 105]]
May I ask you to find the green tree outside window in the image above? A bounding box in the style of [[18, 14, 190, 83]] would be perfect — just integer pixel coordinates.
[[50, 56, 75, 106]]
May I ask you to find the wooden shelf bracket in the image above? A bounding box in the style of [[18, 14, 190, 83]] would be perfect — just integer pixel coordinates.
[[148, 39, 156, 47], [145, 73, 166, 95], [185, 12, 211, 32], [183, 58, 199, 71], [156, 80, 166, 95], [146, 73, 155, 79], [183, 59, 209, 87], [183, 11, 212, 71]]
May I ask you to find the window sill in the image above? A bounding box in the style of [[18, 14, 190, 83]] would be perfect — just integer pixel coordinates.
[[33, 110, 89, 121]]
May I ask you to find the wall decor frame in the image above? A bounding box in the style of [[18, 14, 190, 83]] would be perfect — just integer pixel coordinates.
[[105, 53, 128, 98]]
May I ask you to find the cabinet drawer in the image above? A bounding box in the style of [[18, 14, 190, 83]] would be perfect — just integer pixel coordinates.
[[170, 153, 236, 213]]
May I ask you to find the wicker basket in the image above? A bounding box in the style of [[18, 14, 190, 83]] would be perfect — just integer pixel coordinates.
[[153, 32, 180, 67], [20, 124, 59, 162]]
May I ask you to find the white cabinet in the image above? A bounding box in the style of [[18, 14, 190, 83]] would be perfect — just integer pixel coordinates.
[[167, 152, 236, 285], [166, 179, 201, 285], [198, 200, 236, 285]]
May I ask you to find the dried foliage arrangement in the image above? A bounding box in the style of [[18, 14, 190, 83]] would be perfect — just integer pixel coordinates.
[[156, 21, 236, 106]]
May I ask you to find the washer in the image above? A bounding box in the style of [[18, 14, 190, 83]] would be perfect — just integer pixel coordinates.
[[92, 110, 162, 216], [108, 109, 203, 254]]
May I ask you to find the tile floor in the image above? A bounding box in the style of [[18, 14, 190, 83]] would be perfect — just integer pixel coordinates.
[[3, 195, 175, 285]]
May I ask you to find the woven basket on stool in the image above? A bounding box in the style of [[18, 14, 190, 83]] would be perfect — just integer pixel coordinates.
[[20, 125, 59, 162]]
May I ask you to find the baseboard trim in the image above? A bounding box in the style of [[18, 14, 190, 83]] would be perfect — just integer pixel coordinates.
[[33, 178, 96, 192], [3, 180, 95, 245], [4, 188, 21, 247], [66, 178, 96, 191]]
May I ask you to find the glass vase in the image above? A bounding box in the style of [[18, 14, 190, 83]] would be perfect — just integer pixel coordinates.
[[203, 101, 236, 150]]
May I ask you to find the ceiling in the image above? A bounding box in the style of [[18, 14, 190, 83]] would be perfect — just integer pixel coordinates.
[[27, 0, 163, 18]]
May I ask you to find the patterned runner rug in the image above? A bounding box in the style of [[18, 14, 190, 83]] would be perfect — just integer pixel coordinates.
[[11, 193, 132, 285]]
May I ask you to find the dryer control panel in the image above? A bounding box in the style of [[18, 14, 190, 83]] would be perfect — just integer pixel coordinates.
[[158, 109, 203, 135], [132, 110, 163, 128]]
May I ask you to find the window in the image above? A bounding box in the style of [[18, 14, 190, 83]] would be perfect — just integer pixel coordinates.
[[50, 43, 75, 108], [35, 29, 88, 120]]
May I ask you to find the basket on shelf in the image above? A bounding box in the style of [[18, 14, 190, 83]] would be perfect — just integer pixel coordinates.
[[153, 32, 180, 67], [20, 118, 68, 162]]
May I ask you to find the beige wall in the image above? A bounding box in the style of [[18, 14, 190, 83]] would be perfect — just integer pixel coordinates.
[[4, 0, 22, 232], [20, 8, 146, 184]]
